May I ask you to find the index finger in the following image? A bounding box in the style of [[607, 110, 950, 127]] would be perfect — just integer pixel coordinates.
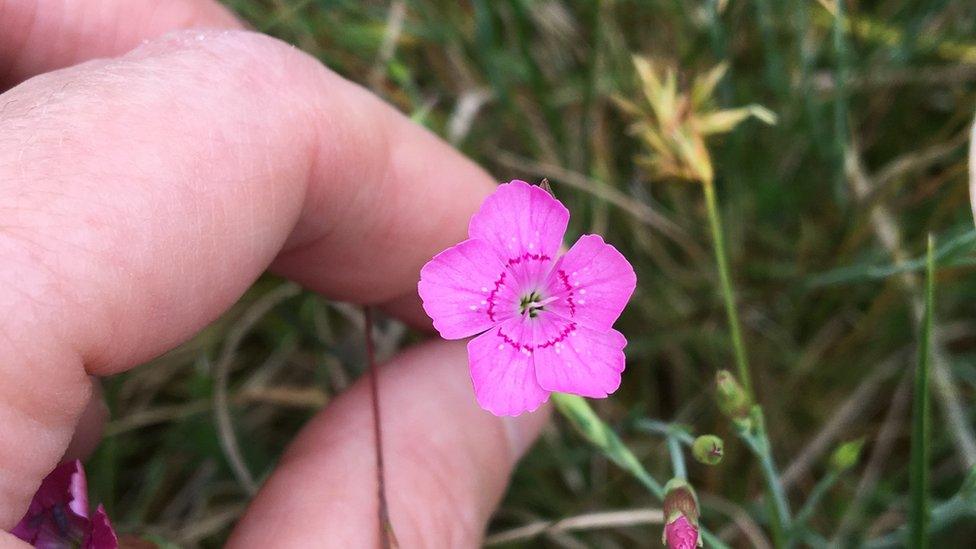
[[0, 29, 494, 527]]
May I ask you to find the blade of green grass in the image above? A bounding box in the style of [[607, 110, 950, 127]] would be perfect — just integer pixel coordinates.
[[909, 234, 934, 548], [867, 466, 976, 547], [805, 229, 976, 288], [831, 0, 851, 204]]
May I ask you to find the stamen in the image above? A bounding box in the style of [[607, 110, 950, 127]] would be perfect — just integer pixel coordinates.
[[519, 290, 548, 317]]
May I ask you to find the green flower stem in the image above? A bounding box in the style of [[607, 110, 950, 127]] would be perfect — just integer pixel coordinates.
[[740, 409, 792, 547], [552, 394, 730, 549], [635, 419, 695, 445], [668, 435, 688, 480], [702, 180, 753, 397], [702, 178, 794, 543]]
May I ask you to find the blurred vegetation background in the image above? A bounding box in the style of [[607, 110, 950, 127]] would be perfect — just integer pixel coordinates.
[[87, 1, 976, 547]]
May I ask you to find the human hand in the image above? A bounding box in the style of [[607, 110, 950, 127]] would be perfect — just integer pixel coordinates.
[[0, 1, 549, 546]]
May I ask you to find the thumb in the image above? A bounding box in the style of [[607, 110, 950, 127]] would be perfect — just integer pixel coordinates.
[[229, 340, 549, 547]]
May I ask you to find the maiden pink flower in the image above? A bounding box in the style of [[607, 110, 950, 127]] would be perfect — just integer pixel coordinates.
[[418, 180, 636, 416], [12, 460, 118, 549]]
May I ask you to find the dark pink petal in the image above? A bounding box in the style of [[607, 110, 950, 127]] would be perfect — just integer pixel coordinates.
[[664, 515, 700, 549], [33, 513, 89, 549], [39, 461, 89, 518], [467, 323, 550, 416], [532, 321, 627, 398], [12, 460, 91, 544], [468, 180, 569, 262], [10, 506, 40, 543], [84, 505, 119, 549], [419, 238, 518, 339], [544, 235, 636, 331]]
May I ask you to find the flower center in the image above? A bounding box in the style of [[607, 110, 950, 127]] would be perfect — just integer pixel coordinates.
[[519, 291, 557, 318], [519, 291, 542, 317]]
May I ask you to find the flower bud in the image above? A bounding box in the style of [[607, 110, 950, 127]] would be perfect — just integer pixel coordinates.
[[692, 435, 724, 465], [538, 177, 554, 196], [715, 370, 752, 423], [829, 438, 865, 473], [662, 478, 702, 548]]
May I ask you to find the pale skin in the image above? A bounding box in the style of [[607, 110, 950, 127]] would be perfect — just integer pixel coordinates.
[[0, 1, 551, 547]]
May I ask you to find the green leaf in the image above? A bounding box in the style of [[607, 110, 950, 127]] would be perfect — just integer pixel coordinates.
[[552, 393, 663, 498], [909, 234, 934, 548]]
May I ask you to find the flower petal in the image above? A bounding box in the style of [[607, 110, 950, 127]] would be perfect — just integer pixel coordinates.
[[545, 235, 636, 331], [84, 505, 119, 549], [66, 461, 90, 518], [10, 517, 36, 544], [664, 515, 700, 549], [37, 460, 89, 517], [13, 460, 96, 547], [467, 325, 550, 416], [468, 180, 569, 262], [533, 322, 627, 398], [419, 238, 518, 339]]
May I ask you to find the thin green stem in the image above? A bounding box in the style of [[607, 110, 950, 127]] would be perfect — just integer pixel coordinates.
[[702, 180, 753, 396], [832, 0, 850, 202], [702, 178, 793, 543], [748, 441, 789, 545], [668, 436, 688, 480], [635, 419, 695, 445], [757, 450, 791, 528], [909, 235, 934, 548], [740, 410, 792, 547], [793, 471, 839, 531]]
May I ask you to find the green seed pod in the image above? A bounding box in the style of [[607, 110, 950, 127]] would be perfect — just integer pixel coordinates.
[[830, 438, 865, 472], [692, 435, 724, 465], [715, 370, 752, 420]]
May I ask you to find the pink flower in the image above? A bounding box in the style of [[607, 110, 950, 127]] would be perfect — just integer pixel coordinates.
[[418, 180, 636, 416], [12, 460, 119, 549], [664, 515, 700, 549]]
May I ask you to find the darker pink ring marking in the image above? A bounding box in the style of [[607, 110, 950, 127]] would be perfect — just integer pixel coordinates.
[[485, 252, 554, 322], [497, 320, 577, 353]]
